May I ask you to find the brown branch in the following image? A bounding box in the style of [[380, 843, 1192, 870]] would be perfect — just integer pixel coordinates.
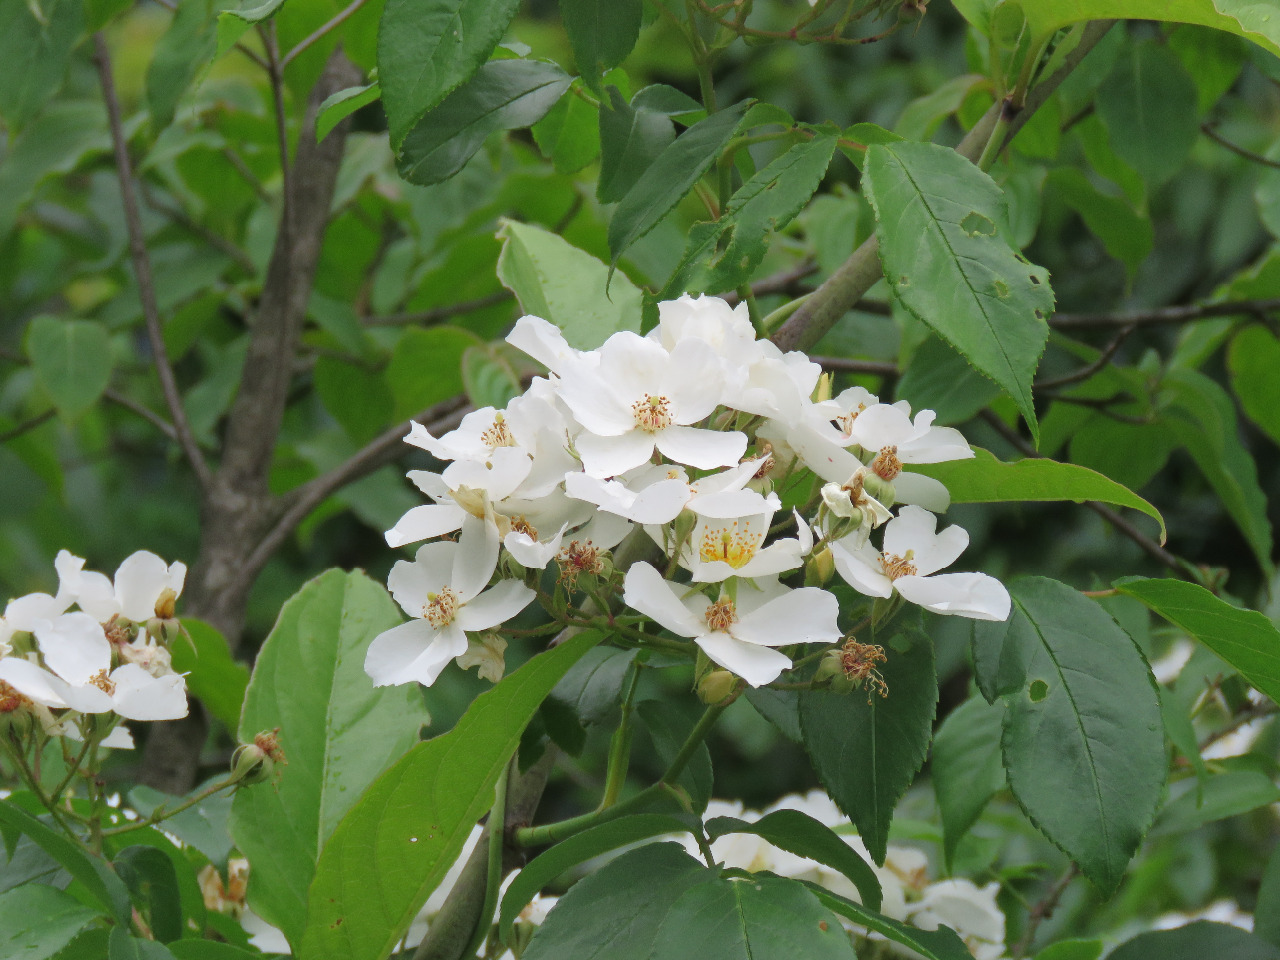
[[1033, 325, 1134, 389], [281, 0, 370, 68], [1012, 863, 1079, 958], [0, 409, 56, 443], [770, 20, 1115, 354], [93, 33, 212, 492], [1050, 297, 1280, 330], [979, 410, 1185, 575], [141, 186, 258, 275], [724, 259, 820, 306], [1198, 701, 1280, 752], [244, 395, 471, 577], [102, 389, 178, 441], [1201, 122, 1280, 171], [364, 292, 513, 327], [812, 356, 898, 377]]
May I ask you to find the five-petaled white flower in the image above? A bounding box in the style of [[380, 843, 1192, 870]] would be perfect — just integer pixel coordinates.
[[366, 518, 535, 687], [623, 562, 840, 687]]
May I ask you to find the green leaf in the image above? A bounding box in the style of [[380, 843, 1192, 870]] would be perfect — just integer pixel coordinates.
[[550, 645, 637, 724], [0, 800, 131, 922], [596, 86, 676, 204], [230, 569, 428, 950], [0, 0, 82, 130], [498, 814, 694, 942], [1047, 167, 1153, 277], [1153, 770, 1280, 835], [102, 828, 207, 940], [521, 842, 714, 960], [896, 337, 1001, 426], [171, 619, 249, 734], [1256, 841, 1280, 948], [314, 355, 395, 444], [931, 695, 1005, 870], [607, 102, 750, 267], [214, 0, 286, 62], [147, 0, 217, 131], [648, 876, 855, 960], [114, 846, 182, 944], [638, 699, 713, 812], [302, 629, 604, 960], [1227, 324, 1280, 446], [1115, 577, 1280, 707], [316, 83, 381, 143], [397, 59, 572, 186], [1163, 368, 1273, 574], [704, 810, 882, 911], [378, 0, 522, 149], [25, 316, 113, 423], [1095, 41, 1200, 187], [799, 635, 938, 864], [0, 101, 109, 239], [559, 0, 642, 92], [128, 779, 234, 866], [1034, 941, 1104, 960], [168, 944, 261, 960], [989, 577, 1164, 894], [461, 343, 522, 409], [107, 929, 177, 960], [385, 326, 475, 421], [87, 0, 135, 30], [914, 448, 1166, 543], [863, 141, 1053, 442], [0, 884, 102, 960], [663, 132, 838, 297], [1016, 0, 1280, 63], [1107, 922, 1280, 960], [1067, 414, 1178, 493], [531, 85, 602, 174], [801, 882, 977, 960], [496, 219, 642, 350], [745, 687, 801, 742]]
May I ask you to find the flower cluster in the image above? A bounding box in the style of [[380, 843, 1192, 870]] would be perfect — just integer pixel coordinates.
[[683, 790, 1009, 959], [0, 549, 189, 747], [368, 294, 1010, 690]]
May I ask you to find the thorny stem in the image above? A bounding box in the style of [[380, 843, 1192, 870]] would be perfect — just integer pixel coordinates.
[[93, 33, 212, 492], [101, 773, 241, 837]]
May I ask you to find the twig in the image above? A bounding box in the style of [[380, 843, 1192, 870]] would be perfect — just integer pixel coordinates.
[[93, 33, 212, 492], [812, 356, 898, 377], [1050, 297, 1280, 330], [724, 259, 820, 306], [1012, 863, 1079, 958], [263, 22, 292, 209], [102, 388, 179, 441], [220, 147, 273, 204], [1033, 325, 1134, 389], [979, 410, 1185, 575], [141, 186, 258, 274], [1201, 122, 1280, 171], [244, 395, 471, 575], [281, 0, 369, 68], [364, 292, 513, 327], [0, 409, 56, 443], [1198, 701, 1280, 751]]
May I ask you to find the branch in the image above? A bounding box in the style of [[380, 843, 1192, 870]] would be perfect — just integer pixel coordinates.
[[0, 409, 56, 443], [282, 0, 370, 69], [724, 259, 820, 305], [364, 291, 513, 327], [141, 185, 258, 274], [979, 410, 1187, 575], [244, 394, 471, 577], [1033, 325, 1134, 389], [812, 356, 898, 377], [93, 33, 212, 492], [1200, 122, 1280, 171], [102, 389, 178, 441], [1012, 863, 1079, 958], [769, 20, 1115, 354], [1050, 297, 1280, 330]]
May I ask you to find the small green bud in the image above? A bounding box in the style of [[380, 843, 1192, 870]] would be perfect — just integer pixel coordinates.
[[812, 651, 845, 685], [805, 546, 836, 587], [862, 473, 896, 508], [697, 670, 738, 705], [230, 744, 275, 786]]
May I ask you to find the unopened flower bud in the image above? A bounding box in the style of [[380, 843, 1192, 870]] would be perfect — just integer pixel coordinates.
[[805, 546, 836, 587], [154, 587, 178, 620], [812, 651, 845, 685], [672, 508, 698, 549], [862, 473, 895, 508], [813, 372, 832, 403], [230, 743, 275, 786], [697, 669, 738, 705]]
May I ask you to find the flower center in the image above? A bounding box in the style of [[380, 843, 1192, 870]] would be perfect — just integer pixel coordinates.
[[0, 680, 30, 713], [872, 445, 902, 481], [697, 520, 762, 569], [704, 597, 738, 632], [423, 587, 460, 629], [481, 413, 517, 449], [841, 471, 866, 504], [749, 444, 775, 480], [841, 638, 889, 703], [90, 670, 116, 695], [836, 404, 868, 438], [631, 394, 674, 433], [509, 515, 538, 540], [880, 550, 917, 580]]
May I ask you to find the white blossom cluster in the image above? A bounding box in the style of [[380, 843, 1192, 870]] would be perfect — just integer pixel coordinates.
[[683, 790, 1009, 960], [368, 294, 1010, 689], [0, 549, 189, 746]]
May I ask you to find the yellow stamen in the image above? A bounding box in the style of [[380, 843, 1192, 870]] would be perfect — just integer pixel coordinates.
[[424, 587, 460, 629]]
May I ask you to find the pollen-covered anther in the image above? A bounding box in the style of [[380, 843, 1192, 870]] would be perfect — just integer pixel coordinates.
[[698, 521, 761, 569], [0, 680, 30, 713], [104, 614, 132, 648], [704, 597, 738, 632], [749, 444, 775, 480], [872, 445, 902, 481], [557, 540, 604, 586], [841, 639, 889, 701], [481, 413, 517, 449], [423, 587, 460, 629], [631, 394, 674, 433], [841, 472, 866, 503], [880, 551, 917, 580], [253, 727, 287, 764], [89, 670, 116, 695], [836, 404, 868, 438], [509, 515, 538, 540]]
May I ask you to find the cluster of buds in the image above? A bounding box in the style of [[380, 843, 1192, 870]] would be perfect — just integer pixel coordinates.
[[368, 295, 1010, 692], [0, 550, 189, 748]]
